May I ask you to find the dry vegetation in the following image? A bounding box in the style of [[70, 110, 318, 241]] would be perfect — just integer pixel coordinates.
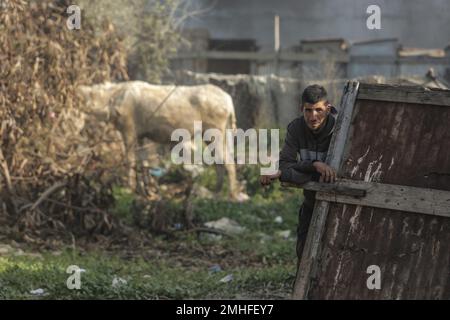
[[0, 0, 129, 245]]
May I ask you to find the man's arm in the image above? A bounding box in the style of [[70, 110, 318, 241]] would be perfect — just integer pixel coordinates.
[[278, 121, 315, 185], [260, 120, 337, 186]]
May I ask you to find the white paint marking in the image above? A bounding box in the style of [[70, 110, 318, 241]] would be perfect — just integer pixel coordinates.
[[388, 157, 395, 171], [351, 146, 371, 178]]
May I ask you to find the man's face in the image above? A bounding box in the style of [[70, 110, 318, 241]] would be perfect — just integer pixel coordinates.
[[302, 100, 330, 131]]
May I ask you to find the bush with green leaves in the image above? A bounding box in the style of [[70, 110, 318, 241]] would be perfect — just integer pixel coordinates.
[[78, 0, 196, 83]]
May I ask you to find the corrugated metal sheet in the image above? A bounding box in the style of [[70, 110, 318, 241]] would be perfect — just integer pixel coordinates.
[[308, 98, 450, 299]]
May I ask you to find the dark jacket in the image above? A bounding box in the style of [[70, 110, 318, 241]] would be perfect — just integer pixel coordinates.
[[279, 114, 336, 207]]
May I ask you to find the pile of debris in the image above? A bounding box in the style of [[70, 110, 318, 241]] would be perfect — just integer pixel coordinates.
[[0, 0, 129, 244]]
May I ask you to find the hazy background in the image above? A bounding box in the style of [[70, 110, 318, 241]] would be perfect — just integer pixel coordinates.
[[184, 0, 450, 50]]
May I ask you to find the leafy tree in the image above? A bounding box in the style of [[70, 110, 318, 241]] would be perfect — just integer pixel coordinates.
[[78, 0, 199, 82]]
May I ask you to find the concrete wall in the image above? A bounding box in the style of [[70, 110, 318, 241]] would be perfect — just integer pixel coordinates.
[[399, 63, 448, 78], [171, 71, 447, 129], [348, 62, 396, 78], [184, 0, 450, 51], [174, 71, 349, 128]]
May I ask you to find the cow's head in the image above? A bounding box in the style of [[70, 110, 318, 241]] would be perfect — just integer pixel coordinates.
[[77, 83, 118, 122]]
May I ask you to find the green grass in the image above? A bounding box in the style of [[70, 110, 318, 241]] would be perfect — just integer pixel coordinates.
[[1, 163, 305, 299], [0, 194, 300, 299], [112, 186, 135, 224], [0, 251, 294, 299]]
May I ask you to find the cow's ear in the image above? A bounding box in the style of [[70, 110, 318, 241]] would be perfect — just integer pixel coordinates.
[[110, 104, 124, 118], [109, 105, 118, 119]]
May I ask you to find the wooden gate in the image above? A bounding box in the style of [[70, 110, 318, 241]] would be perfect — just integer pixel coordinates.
[[292, 82, 450, 299]]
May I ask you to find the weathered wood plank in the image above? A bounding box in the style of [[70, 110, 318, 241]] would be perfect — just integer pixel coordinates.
[[281, 181, 366, 198], [322, 181, 450, 218], [358, 83, 450, 106], [283, 180, 450, 217], [292, 81, 360, 299]]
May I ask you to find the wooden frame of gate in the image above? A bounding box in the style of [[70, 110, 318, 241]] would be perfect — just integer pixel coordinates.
[[288, 81, 450, 299]]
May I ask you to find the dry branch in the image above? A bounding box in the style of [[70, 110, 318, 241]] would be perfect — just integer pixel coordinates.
[[0, 0, 129, 243]]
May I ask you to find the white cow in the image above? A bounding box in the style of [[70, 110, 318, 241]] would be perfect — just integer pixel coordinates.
[[78, 81, 243, 200]]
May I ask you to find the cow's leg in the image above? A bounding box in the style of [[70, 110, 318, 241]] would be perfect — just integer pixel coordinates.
[[215, 125, 238, 199], [127, 149, 138, 191], [209, 125, 225, 194], [224, 162, 238, 199], [137, 139, 160, 198], [121, 132, 140, 193], [214, 163, 225, 194], [135, 139, 148, 196]]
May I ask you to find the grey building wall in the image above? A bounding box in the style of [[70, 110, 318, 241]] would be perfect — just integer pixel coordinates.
[[184, 0, 450, 51], [347, 39, 399, 78]]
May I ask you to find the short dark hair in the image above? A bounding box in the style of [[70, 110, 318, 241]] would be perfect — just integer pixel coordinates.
[[301, 85, 328, 106]]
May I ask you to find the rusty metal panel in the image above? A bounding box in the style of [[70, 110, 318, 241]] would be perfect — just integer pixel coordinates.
[[309, 97, 450, 299]]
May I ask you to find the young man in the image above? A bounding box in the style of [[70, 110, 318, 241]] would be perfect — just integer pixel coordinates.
[[260, 84, 337, 268]]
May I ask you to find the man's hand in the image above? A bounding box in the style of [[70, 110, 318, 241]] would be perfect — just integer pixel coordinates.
[[260, 170, 282, 186], [313, 161, 337, 183]]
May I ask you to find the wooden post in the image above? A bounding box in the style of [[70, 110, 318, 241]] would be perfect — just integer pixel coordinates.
[[292, 81, 360, 299], [274, 14, 280, 76], [272, 14, 281, 124]]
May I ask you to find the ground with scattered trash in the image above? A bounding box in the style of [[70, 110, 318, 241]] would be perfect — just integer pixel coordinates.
[[0, 165, 302, 299]]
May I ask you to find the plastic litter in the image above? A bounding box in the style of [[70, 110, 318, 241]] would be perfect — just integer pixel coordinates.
[[219, 274, 233, 283]]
